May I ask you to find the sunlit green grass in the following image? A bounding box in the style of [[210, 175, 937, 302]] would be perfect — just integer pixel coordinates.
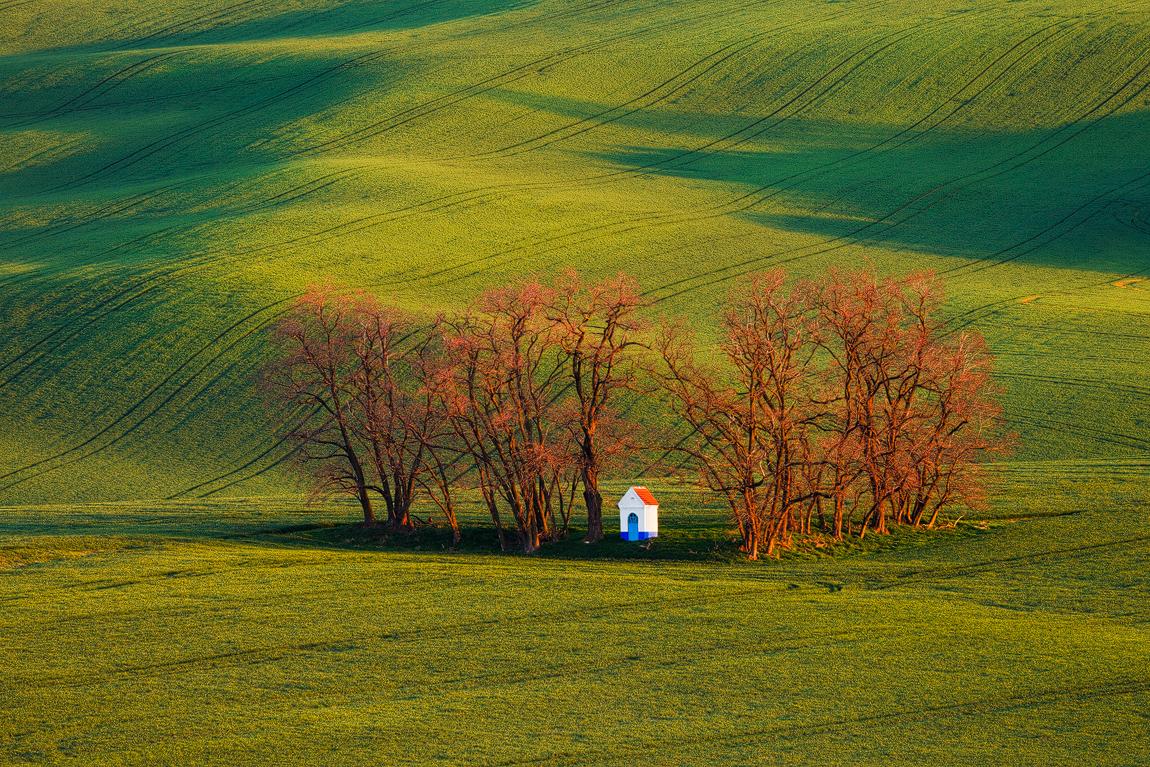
[[2, 1, 1149, 763], [2, 469, 1148, 765], [2, 0, 1149, 501]]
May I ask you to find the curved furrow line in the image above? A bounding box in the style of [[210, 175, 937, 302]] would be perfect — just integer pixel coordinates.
[[299, 0, 488, 38], [572, 3, 993, 179], [368, 8, 977, 287], [457, 0, 911, 164], [497, 673, 1150, 767], [1002, 371, 1150, 400], [0, 0, 34, 13], [0, 178, 510, 383], [0, 266, 177, 384], [6, 1, 882, 314], [944, 173, 1150, 279], [224, 166, 364, 216], [0, 165, 363, 297], [0, 218, 207, 297], [286, 0, 794, 158], [392, 8, 1058, 290], [1007, 414, 1148, 452], [4, 587, 786, 690], [0, 136, 83, 174], [0, 163, 372, 379], [0, 293, 296, 490], [0, 181, 188, 252], [102, 0, 275, 52], [164, 14, 1104, 312], [937, 178, 1150, 335], [196, 442, 301, 498], [1, 69, 316, 124], [873, 536, 1150, 589], [1, 51, 181, 128], [675, 8, 998, 162], [646, 29, 1150, 302], [466, 19, 808, 160], [43, 49, 390, 193], [3, 261, 430, 475], [168, 411, 311, 499], [668, 16, 1076, 179]]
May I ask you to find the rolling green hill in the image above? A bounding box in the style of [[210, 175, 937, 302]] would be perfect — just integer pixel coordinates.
[[3, 1, 1150, 764], [2, 0, 1149, 503]]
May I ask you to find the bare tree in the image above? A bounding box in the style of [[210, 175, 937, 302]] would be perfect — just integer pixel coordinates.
[[651, 271, 814, 559], [656, 269, 1009, 557], [810, 269, 1008, 537], [548, 270, 644, 542], [407, 336, 464, 545], [347, 302, 433, 531], [900, 324, 1008, 527], [265, 287, 449, 533], [437, 282, 575, 553], [265, 286, 377, 526]]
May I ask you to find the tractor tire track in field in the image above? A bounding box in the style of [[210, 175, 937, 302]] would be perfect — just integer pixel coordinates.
[[463, 17, 817, 160], [939, 172, 1150, 282], [284, 0, 825, 158], [2, 52, 182, 128], [43, 48, 390, 193], [0, 165, 363, 296], [0, 181, 188, 253], [0, 0, 34, 13], [493, 675, 1150, 766], [456, 0, 938, 161], [937, 176, 1150, 335], [642, 21, 1150, 303], [0, 163, 372, 380], [606, 14, 1134, 293], [376, 14, 962, 285], [172, 434, 302, 498], [1001, 371, 1150, 400], [0, 137, 82, 174], [102, 0, 278, 51], [387, 8, 1065, 290], [0, 294, 297, 492], [2, 0, 869, 326], [3, 586, 773, 689], [1007, 414, 1150, 452], [25, 534, 1077, 694], [1, 248, 417, 478], [6, 0, 782, 292], [868, 534, 1150, 590]]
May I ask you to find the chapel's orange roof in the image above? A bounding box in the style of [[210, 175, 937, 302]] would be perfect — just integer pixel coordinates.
[[633, 486, 658, 505]]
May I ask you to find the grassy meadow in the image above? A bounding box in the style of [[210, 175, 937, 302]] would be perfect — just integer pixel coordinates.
[[2, 0, 1149, 763]]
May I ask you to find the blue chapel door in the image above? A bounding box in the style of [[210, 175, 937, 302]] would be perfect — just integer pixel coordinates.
[[627, 512, 639, 541]]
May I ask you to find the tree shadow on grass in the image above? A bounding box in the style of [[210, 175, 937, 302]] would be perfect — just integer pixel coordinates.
[[257, 516, 966, 564]]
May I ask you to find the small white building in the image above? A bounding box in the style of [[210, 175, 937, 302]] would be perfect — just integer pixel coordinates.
[[618, 486, 659, 541]]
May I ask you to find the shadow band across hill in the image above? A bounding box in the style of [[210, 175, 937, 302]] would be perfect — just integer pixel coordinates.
[[596, 110, 1150, 276]]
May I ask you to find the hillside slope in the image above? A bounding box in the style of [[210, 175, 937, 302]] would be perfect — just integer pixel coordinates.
[[1, 0, 1149, 503]]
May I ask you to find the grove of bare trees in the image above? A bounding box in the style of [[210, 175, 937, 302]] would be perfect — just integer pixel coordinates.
[[264, 268, 1007, 559]]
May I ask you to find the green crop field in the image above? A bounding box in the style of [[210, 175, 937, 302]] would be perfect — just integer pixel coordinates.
[[2, 0, 1149, 764]]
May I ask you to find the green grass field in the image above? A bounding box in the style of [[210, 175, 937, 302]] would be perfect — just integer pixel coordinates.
[[2, 0, 1149, 763]]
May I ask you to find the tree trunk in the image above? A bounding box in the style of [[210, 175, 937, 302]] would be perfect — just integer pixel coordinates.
[[583, 485, 604, 543], [356, 487, 376, 527], [745, 524, 760, 561], [390, 473, 413, 531]]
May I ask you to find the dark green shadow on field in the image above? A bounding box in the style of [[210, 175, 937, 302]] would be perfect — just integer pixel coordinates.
[[593, 110, 1150, 275], [139, 0, 541, 49], [2, 0, 539, 59]]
